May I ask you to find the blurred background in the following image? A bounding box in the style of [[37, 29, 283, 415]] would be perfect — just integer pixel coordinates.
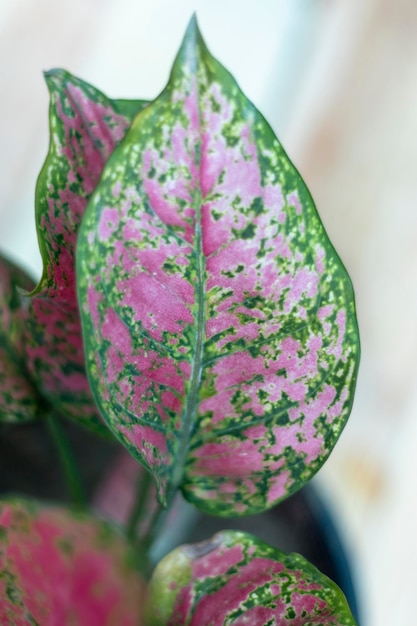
[[0, 0, 415, 623]]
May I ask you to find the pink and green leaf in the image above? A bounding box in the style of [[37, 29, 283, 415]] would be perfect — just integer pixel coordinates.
[[77, 17, 360, 512], [33, 68, 148, 301], [0, 499, 146, 625], [147, 530, 358, 625], [25, 70, 148, 431], [0, 254, 40, 423]]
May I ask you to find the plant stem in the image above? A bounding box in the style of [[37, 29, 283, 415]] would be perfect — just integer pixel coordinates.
[[46, 414, 86, 508], [126, 467, 153, 542], [142, 499, 171, 558], [126, 478, 172, 554]]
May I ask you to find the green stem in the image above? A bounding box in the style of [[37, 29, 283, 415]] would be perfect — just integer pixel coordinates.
[[127, 476, 169, 549], [142, 500, 171, 556], [138, 503, 170, 580], [126, 471, 173, 577], [46, 414, 86, 508], [126, 468, 153, 542]]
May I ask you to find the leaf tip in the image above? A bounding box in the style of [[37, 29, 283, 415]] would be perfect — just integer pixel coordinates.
[[43, 68, 67, 92], [187, 12, 199, 32], [173, 13, 209, 76], [183, 13, 200, 47]]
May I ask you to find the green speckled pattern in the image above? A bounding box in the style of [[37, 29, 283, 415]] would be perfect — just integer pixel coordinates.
[[148, 530, 358, 625], [77, 18, 360, 512], [25, 70, 147, 432]]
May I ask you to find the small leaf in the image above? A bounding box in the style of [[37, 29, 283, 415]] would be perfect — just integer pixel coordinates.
[[0, 499, 146, 625], [77, 17, 360, 512], [24, 70, 148, 431], [147, 530, 358, 625], [0, 254, 40, 423], [33, 68, 148, 300]]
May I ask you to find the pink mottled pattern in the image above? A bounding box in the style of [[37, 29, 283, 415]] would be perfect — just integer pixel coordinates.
[[40, 78, 133, 302], [25, 73, 140, 426], [22, 298, 99, 424], [0, 500, 145, 625], [80, 30, 356, 509], [85, 87, 201, 479], [149, 531, 356, 625], [184, 77, 352, 509]]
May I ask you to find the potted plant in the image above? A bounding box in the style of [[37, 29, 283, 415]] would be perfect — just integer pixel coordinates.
[[0, 16, 360, 625]]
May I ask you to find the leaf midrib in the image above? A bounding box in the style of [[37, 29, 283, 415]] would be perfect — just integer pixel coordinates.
[[171, 59, 206, 493], [172, 184, 206, 491]]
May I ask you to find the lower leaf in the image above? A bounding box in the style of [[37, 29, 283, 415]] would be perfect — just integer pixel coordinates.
[[0, 499, 146, 625], [147, 530, 358, 625]]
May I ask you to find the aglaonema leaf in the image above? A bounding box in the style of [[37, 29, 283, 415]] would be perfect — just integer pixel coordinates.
[[33, 68, 149, 301], [147, 530, 358, 625], [0, 253, 40, 423], [0, 499, 146, 625], [24, 70, 148, 432], [77, 17, 360, 512]]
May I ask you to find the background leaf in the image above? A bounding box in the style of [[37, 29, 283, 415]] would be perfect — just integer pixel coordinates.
[[25, 70, 148, 432], [0, 498, 145, 624], [0, 253, 40, 423], [33, 68, 148, 301], [147, 530, 358, 625], [77, 18, 360, 512]]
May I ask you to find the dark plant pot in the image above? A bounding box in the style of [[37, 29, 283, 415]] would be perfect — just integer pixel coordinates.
[[0, 417, 360, 624], [0, 417, 120, 504]]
